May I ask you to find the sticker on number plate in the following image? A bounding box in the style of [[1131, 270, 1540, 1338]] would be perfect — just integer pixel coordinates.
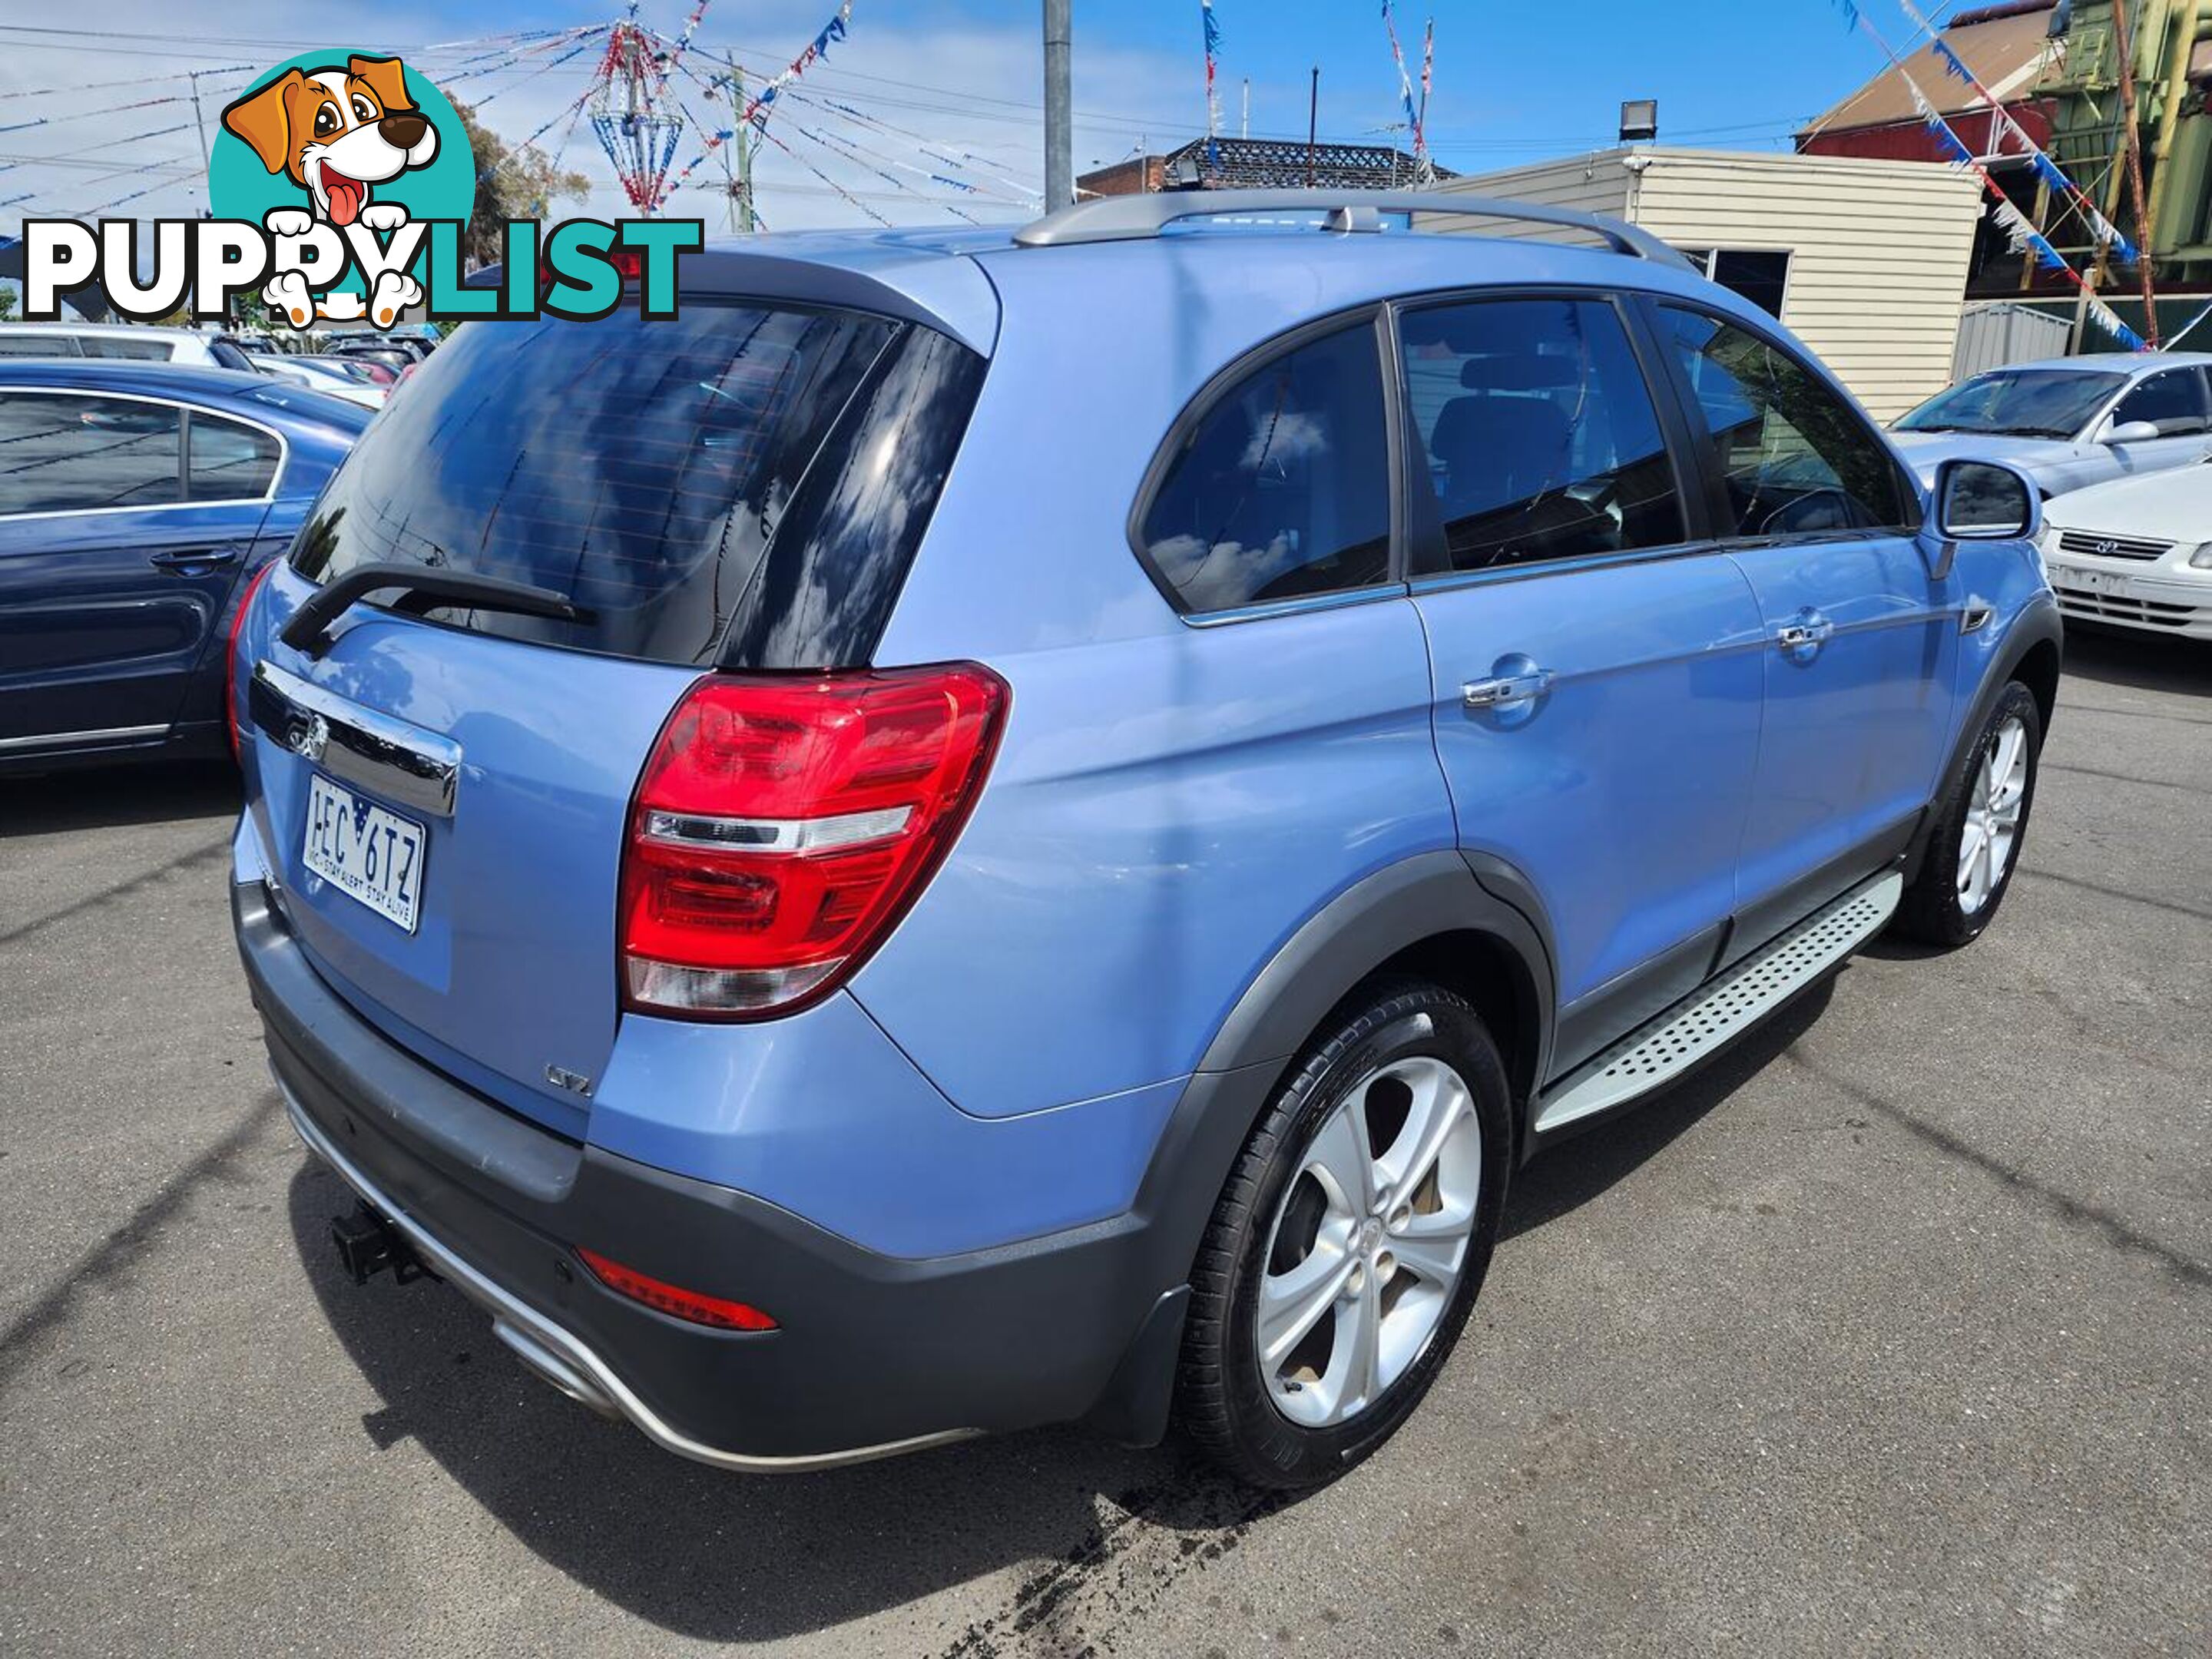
[[303, 774, 427, 932]]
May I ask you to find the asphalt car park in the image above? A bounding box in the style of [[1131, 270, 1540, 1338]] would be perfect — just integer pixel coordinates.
[[1, 626, 2205, 1657]]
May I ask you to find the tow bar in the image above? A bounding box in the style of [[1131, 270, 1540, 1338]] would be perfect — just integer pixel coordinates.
[[329, 1200, 432, 1286]]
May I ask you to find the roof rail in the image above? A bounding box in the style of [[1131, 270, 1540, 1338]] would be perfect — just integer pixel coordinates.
[[1012, 189, 1695, 271]]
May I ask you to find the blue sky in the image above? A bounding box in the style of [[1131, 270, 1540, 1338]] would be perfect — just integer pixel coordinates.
[[0, 2, 1945, 233]]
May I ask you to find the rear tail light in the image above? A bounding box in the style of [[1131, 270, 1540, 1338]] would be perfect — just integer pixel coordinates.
[[226, 560, 277, 761], [575, 1247, 777, 1330], [618, 664, 1009, 1019]]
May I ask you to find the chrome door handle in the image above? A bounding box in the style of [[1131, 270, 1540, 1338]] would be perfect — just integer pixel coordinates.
[[1775, 611, 1835, 654], [1462, 668, 1554, 709]]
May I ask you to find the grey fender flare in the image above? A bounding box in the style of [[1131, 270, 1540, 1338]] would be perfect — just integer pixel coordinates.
[[1082, 850, 1555, 1444], [1906, 594, 2064, 881]]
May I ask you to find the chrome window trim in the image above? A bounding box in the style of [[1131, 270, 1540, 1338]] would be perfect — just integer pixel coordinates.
[[0, 385, 291, 523]]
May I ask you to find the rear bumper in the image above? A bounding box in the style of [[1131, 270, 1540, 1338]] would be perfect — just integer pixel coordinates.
[[234, 877, 1187, 1469]]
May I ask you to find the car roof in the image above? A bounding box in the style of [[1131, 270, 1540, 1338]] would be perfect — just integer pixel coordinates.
[[0, 359, 373, 432], [684, 217, 1763, 362], [0, 321, 213, 340], [1984, 352, 2212, 376]]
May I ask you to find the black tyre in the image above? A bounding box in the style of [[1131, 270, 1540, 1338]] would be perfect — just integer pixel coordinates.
[[1894, 680, 2043, 948], [1176, 979, 1511, 1489]]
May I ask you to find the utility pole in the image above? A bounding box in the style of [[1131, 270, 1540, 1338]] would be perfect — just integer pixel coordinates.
[[1241, 78, 1250, 140], [730, 67, 756, 233], [1043, 0, 1073, 212], [187, 70, 214, 218], [2108, 0, 2163, 346], [1306, 67, 1320, 187]]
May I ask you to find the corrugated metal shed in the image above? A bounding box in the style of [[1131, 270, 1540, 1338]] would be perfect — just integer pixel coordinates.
[[1434, 147, 1984, 422], [1952, 301, 2076, 378]]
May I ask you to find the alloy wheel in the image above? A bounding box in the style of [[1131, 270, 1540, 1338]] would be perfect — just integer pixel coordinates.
[[1958, 713, 2030, 916], [1254, 1055, 1482, 1429]]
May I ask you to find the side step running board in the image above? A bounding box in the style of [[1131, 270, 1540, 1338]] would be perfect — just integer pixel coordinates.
[[1533, 870, 1904, 1136]]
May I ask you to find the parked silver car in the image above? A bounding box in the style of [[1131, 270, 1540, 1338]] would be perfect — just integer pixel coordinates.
[[1891, 352, 2212, 497]]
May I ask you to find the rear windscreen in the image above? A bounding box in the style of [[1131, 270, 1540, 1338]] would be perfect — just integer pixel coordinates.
[[290, 303, 978, 668]]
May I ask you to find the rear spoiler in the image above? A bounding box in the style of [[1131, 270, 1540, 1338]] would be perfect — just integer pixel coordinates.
[[465, 246, 1000, 356]]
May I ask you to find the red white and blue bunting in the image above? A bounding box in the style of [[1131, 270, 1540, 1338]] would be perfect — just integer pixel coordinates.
[[744, 2, 855, 134], [1834, 1, 2146, 351]]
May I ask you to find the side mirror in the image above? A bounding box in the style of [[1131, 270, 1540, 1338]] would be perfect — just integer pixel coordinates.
[[1926, 458, 2040, 581], [2102, 419, 2161, 445]]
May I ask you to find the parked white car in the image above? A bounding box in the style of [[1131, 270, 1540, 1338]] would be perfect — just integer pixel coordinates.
[[247, 352, 388, 410], [1892, 353, 2212, 497], [2039, 455, 2212, 640], [0, 322, 258, 371]]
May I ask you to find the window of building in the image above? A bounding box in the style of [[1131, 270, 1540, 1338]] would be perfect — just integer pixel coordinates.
[[1679, 249, 1792, 319]]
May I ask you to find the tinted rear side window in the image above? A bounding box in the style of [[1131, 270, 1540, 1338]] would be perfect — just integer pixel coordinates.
[[1399, 296, 1685, 571], [290, 303, 977, 667], [187, 411, 280, 501], [1138, 321, 1392, 612]]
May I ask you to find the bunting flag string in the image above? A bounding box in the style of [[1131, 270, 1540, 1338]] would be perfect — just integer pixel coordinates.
[[1201, 1, 1222, 161], [1892, 0, 2137, 264], [751, 120, 892, 225], [1381, 2, 1422, 158], [2166, 293, 2212, 349], [800, 94, 1041, 200], [1418, 18, 1434, 148], [743, 2, 856, 134], [1833, 1, 2145, 350], [0, 65, 250, 101]]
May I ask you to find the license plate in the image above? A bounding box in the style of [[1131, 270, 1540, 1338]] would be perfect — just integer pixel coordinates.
[[2056, 566, 2114, 595], [303, 774, 427, 932]]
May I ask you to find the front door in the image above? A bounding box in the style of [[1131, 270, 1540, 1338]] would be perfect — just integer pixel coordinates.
[[2101, 365, 2212, 478], [1646, 303, 1959, 949], [1396, 293, 1767, 1072]]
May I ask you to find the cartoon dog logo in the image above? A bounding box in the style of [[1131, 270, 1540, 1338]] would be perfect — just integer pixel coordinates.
[[220, 55, 438, 326]]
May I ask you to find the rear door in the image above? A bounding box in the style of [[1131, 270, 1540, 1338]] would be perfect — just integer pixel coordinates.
[[0, 389, 273, 753], [1646, 303, 1955, 949], [240, 303, 978, 1134], [1397, 292, 1767, 1072]]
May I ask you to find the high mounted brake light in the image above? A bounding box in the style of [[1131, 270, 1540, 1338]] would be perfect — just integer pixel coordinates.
[[618, 664, 1009, 1019]]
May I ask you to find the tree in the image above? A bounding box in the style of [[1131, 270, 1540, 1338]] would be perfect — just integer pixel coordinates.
[[0, 283, 15, 322], [452, 101, 592, 270]]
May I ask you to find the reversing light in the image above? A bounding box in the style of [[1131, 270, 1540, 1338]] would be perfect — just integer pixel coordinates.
[[575, 1247, 777, 1331]]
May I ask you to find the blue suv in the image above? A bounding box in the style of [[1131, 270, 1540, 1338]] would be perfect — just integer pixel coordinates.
[[229, 192, 2062, 1488]]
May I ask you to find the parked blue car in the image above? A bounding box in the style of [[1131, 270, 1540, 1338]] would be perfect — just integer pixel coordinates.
[[229, 193, 2062, 1488], [0, 361, 367, 770]]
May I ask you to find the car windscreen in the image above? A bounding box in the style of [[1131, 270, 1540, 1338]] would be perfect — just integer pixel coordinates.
[[1894, 369, 2126, 439], [288, 302, 983, 670]]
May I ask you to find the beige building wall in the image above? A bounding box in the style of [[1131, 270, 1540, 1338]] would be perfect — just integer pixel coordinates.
[[1433, 148, 1984, 422]]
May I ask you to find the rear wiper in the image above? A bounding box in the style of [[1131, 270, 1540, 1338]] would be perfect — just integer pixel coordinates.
[[280, 560, 594, 659]]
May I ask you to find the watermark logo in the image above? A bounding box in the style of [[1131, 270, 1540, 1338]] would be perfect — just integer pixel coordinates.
[[18, 48, 700, 328], [214, 51, 471, 326]]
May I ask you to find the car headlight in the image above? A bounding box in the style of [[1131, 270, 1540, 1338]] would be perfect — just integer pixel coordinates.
[[2190, 544, 2212, 571]]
